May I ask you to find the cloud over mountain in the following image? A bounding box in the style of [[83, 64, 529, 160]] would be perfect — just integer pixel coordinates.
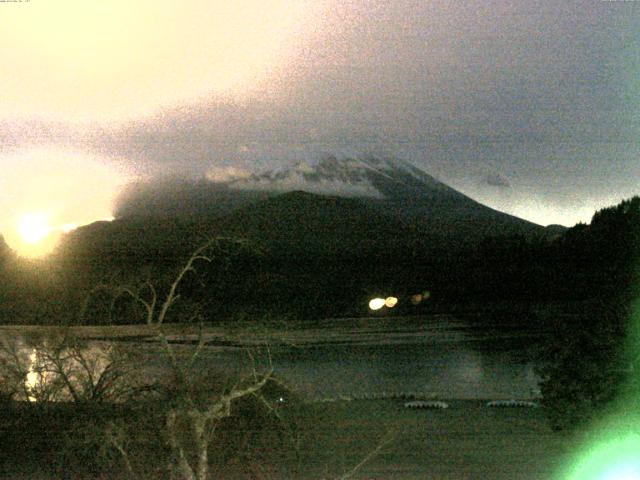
[[483, 173, 512, 189]]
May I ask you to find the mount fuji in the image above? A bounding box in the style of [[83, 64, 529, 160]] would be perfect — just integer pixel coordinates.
[[224, 156, 458, 201], [225, 157, 554, 246], [52, 156, 565, 318], [97, 157, 559, 258]]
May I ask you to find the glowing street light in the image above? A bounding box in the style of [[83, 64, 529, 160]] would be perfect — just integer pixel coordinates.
[[368, 298, 386, 310], [385, 296, 398, 308]]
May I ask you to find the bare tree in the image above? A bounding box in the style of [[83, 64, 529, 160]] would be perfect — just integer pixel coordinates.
[[0, 238, 394, 479], [0, 329, 133, 403], [86, 238, 279, 480]]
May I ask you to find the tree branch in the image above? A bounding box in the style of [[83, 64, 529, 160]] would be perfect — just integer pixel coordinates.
[[154, 239, 218, 327]]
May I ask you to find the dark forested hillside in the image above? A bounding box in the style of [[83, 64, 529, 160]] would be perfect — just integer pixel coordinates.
[[2, 196, 639, 325]]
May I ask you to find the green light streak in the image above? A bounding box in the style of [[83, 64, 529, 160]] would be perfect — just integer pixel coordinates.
[[558, 273, 640, 479], [563, 434, 640, 480]]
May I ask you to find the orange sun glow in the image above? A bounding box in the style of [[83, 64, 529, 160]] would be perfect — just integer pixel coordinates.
[[0, 148, 128, 258]]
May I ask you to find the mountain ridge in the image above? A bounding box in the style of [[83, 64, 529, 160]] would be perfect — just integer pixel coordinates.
[[224, 156, 471, 203], [56, 157, 563, 269], [114, 156, 548, 238]]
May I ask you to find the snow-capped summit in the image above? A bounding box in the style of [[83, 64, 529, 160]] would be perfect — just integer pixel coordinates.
[[225, 156, 463, 202], [225, 157, 382, 198], [113, 155, 549, 244]]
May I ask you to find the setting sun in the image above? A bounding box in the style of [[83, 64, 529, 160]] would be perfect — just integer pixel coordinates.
[[17, 213, 52, 245], [12, 213, 61, 258], [0, 148, 128, 258]]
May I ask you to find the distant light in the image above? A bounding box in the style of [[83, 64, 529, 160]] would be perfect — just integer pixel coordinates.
[[410, 294, 423, 305], [385, 297, 398, 308], [369, 298, 386, 310]]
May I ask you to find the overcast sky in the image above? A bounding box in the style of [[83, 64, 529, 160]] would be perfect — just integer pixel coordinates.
[[1, 0, 639, 254]]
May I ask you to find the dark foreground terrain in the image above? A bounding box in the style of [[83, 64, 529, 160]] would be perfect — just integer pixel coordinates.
[[0, 316, 577, 479], [297, 399, 570, 480], [1, 397, 572, 480]]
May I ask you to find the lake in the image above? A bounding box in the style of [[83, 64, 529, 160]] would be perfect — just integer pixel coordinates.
[[140, 315, 547, 401], [2, 315, 547, 401]]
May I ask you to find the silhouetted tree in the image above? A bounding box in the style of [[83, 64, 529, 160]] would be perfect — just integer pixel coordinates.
[[537, 196, 640, 429]]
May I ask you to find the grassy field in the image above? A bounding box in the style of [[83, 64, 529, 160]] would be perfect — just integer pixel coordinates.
[[289, 399, 572, 480], [0, 397, 573, 480]]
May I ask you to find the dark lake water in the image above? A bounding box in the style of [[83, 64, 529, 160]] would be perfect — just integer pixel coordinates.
[[267, 338, 543, 400], [6, 316, 547, 401], [169, 316, 547, 401]]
